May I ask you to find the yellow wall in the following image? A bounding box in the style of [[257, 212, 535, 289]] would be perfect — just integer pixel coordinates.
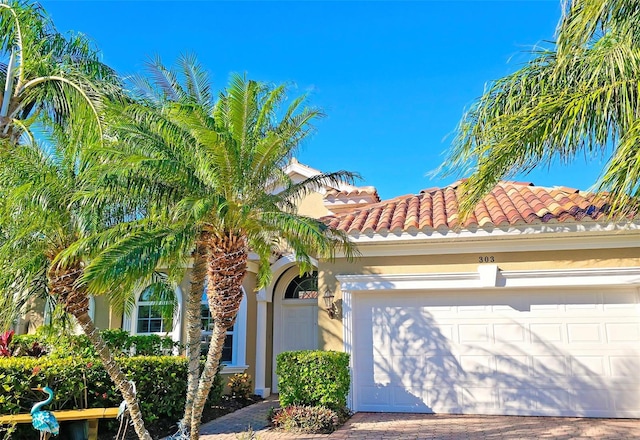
[[241, 272, 258, 384], [318, 246, 640, 351], [296, 192, 331, 218], [92, 296, 111, 330]]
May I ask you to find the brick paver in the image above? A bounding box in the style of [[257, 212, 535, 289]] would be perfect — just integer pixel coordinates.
[[200, 398, 640, 440]]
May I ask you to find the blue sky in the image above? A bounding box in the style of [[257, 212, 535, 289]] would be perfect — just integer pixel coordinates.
[[43, 0, 601, 200]]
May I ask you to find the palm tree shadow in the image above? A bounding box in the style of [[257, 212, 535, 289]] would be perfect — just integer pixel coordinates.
[[353, 289, 640, 417]]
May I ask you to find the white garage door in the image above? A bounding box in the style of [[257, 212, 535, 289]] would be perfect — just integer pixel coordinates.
[[352, 288, 640, 418]]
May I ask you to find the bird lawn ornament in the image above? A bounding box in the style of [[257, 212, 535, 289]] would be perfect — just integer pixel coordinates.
[[31, 387, 59, 439]]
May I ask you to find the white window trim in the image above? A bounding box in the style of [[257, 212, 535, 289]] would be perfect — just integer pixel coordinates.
[[123, 286, 183, 343], [201, 288, 248, 370]]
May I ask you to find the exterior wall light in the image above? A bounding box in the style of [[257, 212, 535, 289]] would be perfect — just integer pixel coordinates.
[[323, 289, 338, 319]]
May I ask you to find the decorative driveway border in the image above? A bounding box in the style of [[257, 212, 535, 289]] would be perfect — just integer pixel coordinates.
[[199, 398, 640, 439]]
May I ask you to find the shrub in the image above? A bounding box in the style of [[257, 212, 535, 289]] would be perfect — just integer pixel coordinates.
[[270, 405, 342, 434], [0, 356, 223, 439], [276, 350, 350, 410], [235, 426, 260, 440], [228, 373, 252, 400], [10, 328, 180, 358]]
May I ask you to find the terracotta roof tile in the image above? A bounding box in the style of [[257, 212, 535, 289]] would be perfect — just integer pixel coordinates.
[[322, 181, 614, 234]]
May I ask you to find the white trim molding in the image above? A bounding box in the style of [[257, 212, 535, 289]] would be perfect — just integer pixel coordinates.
[[342, 289, 355, 411], [331, 222, 640, 257], [220, 365, 249, 375], [336, 266, 640, 292], [123, 285, 183, 343], [254, 289, 270, 397]]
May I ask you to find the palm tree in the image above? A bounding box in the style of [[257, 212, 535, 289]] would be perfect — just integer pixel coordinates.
[[75, 56, 357, 439], [439, 0, 640, 217], [0, 0, 117, 145], [0, 133, 153, 440]]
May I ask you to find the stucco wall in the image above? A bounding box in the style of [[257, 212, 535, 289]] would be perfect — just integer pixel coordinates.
[[296, 192, 331, 218], [242, 271, 258, 384], [318, 246, 640, 351]]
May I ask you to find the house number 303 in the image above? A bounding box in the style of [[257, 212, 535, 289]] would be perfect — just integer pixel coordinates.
[[478, 256, 495, 263]]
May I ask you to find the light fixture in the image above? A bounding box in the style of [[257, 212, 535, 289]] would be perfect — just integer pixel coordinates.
[[323, 289, 338, 319]]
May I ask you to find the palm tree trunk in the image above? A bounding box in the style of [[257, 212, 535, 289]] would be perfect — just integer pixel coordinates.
[[189, 232, 248, 440], [181, 241, 207, 432], [48, 264, 152, 440]]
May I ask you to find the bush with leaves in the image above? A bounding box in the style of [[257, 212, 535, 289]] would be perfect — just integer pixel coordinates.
[[227, 373, 253, 400], [276, 350, 350, 410], [270, 405, 345, 434], [10, 328, 180, 358], [0, 356, 223, 439]]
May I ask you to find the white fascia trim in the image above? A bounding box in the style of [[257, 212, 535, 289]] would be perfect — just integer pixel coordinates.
[[336, 222, 640, 257], [220, 365, 249, 375], [283, 161, 358, 193], [336, 266, 640, 291]]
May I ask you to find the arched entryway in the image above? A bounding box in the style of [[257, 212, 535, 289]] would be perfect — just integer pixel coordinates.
[[272, 267, 319, 391]]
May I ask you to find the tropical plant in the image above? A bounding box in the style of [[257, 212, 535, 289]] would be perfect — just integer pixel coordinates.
[[439, 0, 640, 217], [0, 330, 14, 356], [0, 133, 153, 440], [74, 56, 357, 439], [0, 0, 118, 145], [227, 373, 252, 400]]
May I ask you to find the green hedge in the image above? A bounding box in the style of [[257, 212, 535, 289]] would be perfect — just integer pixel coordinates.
[[276, 350, 350, 410], [0, 356, 223, 438], [11, 328, 180, 358]]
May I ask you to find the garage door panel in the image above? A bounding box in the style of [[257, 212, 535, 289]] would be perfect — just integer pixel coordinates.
[[533, 387, 572, 411], [358, 385, 390, 408], [496, 355, 530, 376], [392, 386, 429, 412], [532, 355, 568, 377], [459, 355, 494, 375], [493, 324, 526, 342], [572, 390, 611, 411], [570, 356, 606, 376], [353, 288, 640, 417], [458, 324, 491, 342], [609, 356, 640, 376], [567, 323, 602, 343], [530, 323, 564, 342], [606, 323, 640, 341]]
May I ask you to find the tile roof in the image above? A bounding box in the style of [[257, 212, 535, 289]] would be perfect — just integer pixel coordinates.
[[324, 186, 380, 201], [323, 180, 611, 234]]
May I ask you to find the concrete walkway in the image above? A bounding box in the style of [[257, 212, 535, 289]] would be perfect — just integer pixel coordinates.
[[199, 398, 640, 439]]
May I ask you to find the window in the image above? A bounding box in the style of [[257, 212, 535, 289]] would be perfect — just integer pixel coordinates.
[[284, 272, 318, 299], [136, 287, 174, 334], [201, 287, 247, 369], [122, 285, 182, 344]]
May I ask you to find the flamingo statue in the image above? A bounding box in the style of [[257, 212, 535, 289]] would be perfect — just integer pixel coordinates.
[[31, 387, 59, 439]]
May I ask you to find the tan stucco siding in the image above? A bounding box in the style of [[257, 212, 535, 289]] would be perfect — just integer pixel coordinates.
[[92, 296, 111, 330], [242, 272, 258, 385], [296, 192, 331, 218], [318, 246, 640, 351]]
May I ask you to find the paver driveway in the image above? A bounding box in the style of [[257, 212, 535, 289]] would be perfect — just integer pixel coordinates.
[[199, 397, 640, 439]]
